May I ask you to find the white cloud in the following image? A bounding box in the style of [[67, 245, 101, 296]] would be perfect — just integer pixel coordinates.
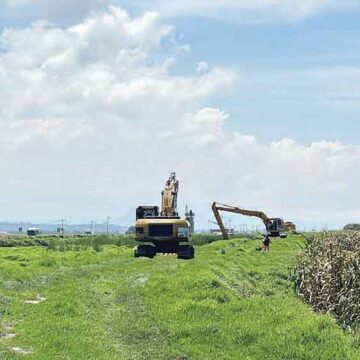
[[0, 5, 359, 229], [183, 108, 227, 145], [196, 61, 209, 74]]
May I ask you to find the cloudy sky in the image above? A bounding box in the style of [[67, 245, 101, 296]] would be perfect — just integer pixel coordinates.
[[0, 0, 359, 230]]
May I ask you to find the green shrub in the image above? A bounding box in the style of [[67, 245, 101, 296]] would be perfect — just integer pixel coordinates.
[[343, 224, 360, 231], [92, 242, 103, 253], [47, 239, 57, 251], [59, 242, 67, 252], [0, 234, 136, 250]]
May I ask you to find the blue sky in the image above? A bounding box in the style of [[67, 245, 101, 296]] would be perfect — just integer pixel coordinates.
[[0, 0, 359, 229], [1, 1, 360, 144], [174, 12, 360, 144]]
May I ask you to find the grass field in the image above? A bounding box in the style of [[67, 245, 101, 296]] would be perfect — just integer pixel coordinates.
[[0, 235, 359, 359]]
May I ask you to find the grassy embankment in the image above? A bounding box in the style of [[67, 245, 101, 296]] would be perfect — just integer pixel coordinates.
[[0, 235, 359, 359]]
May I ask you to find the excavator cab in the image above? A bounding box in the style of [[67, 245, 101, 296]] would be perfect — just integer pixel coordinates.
[[284, 221, 296, 232], [136, 206, 159, 220], [268, 218, 286, 237]]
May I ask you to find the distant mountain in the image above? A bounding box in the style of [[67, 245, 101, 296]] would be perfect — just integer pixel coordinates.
[[0, 222, 128, 235]]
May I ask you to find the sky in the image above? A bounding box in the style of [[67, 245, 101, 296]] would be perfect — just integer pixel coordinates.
[[0, 0, 359, 230]]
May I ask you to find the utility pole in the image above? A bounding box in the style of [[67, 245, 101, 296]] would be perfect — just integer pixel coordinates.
[[106, 216, 110, 234], [60, 219, 65, 237]]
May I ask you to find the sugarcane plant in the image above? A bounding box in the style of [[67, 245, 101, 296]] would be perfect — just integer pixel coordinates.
[[292, 231, 360, 330]]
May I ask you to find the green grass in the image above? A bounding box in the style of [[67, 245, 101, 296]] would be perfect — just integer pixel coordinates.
[[0, 235, 359, 359]]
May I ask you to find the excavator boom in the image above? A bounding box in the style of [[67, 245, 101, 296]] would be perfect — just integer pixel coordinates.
[[212, 202, 285, 239], [161, 172, 179, 217]]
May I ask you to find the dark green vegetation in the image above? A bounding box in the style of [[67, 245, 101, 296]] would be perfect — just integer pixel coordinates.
[[0, 234, 135, 249], [293, 231, 360, 330], [0, 235, 359, 359], [0, 233, 227, 250], [344, 224, 360, 231]]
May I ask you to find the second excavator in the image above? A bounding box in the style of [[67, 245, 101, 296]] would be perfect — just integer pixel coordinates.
[[134, 173, 195, 259], [212, 202, 288, 240]]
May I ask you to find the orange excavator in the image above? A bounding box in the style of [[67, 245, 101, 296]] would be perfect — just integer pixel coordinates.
[[212, 202, 287, 240]]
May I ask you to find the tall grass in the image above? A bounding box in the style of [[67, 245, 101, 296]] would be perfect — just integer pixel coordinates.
[[292, 231, 360, 330]]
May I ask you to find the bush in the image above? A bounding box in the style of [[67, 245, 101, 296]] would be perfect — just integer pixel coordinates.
[[343, 224, 360, 231], [0, 237, 39, 247], [92, 242, 103, 253], [0, 234, 136, 250], [292, 231, 360, 330], [47, 239, 57, 251], [0, 233, 251, 251], [59, 242, 67, 252]]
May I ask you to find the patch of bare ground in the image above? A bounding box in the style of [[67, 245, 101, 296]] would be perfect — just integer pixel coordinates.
[[11, 346, 32, 355], [0, 323, 16, 341], [24, 295, 46, 305], [0, 333, 16, 340]]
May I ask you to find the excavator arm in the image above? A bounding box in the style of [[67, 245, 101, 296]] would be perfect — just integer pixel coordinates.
[[212, 202, 272, 240], [211, 203, 230, 240], [161, 172, 179, 217]]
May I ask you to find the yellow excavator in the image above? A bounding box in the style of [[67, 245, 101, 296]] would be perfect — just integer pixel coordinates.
[[134, 173, 195, 259], [284, 221, 296, 232], [212, 202, 288, 240]]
